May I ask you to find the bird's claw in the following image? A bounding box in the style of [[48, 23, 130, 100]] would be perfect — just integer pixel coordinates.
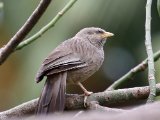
[[83, 91, 93, 108], [84, 91, 93, 96]]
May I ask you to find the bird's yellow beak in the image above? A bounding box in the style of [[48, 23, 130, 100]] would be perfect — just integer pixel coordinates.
[[101, 32, 114, 39]]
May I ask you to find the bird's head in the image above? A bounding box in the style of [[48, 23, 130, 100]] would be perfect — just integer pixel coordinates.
[[75, 27, 114, 48]]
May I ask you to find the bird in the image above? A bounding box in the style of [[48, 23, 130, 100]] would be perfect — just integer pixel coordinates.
[[35, 27, 114, 114]]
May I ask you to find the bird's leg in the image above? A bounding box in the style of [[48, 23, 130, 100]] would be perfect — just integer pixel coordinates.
[[76, 82, 93, 96], [76, 82, 93, 108]]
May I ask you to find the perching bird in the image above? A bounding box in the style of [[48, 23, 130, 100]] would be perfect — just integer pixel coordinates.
[[35, 27, 114, 114]]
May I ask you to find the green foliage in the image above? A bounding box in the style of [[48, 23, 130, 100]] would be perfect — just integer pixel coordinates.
[[157, 0, 160, 16]]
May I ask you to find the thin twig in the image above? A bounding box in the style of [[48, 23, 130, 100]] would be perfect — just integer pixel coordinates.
[[106, 50, 160, 91], [15, 0, 78, 51], [145, 0, 156, 103], [0, 0, 52, 65], [1, 83, 160, 119]]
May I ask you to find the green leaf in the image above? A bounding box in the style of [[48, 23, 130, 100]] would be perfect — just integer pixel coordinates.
[[157, 0, 160, 16]]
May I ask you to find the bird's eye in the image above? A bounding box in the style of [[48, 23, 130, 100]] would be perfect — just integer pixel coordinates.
[[96, 30, 104, 34]]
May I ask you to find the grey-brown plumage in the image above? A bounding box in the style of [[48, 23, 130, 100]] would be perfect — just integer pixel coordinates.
[[36, 27, 114, 114]]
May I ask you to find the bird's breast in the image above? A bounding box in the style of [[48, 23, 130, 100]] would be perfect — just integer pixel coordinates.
[[67, 46, 104, 84]]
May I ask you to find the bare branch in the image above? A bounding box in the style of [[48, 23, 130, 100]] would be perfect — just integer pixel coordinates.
[[86, 101, 126, 113], [15, 0, 78, 51], [1, 84, 160, 119], [0, 98, 38, 120], [106, 50, 160, 91], [0, 0, 52, 65], [11, 102, 160, 120], [145, 0, 156, 103]]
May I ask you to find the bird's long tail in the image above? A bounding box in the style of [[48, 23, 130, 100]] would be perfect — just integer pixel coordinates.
[[36, 72, 67, 114]]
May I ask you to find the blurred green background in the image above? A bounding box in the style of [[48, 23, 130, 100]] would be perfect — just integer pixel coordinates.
[[0, 0, 160, 111]]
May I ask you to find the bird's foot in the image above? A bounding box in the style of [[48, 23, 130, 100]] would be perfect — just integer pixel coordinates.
[[83, 91, 93, 108], [84, 91, 93, 96]]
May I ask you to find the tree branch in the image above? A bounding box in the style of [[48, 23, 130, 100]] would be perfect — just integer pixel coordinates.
[[106, 50, 160, 91], [15, 0, 78, 51], [86, 101, 126, 113], [1, 84, 160, 119], [145, 0, 156, 103], [0, 0, 52, 65], [0, 99, 38, 119]]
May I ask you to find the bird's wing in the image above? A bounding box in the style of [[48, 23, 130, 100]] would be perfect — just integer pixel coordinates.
[[36, 48, 87, 83]]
